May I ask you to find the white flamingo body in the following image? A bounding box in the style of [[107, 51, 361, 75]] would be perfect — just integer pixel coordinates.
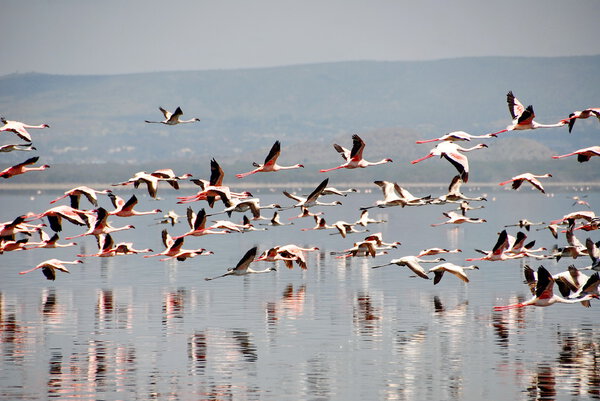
[[411, 142, 487, 183], [236, 141, 303, 178], [50, 186, 112, 209], [429, 263, 479, 284], [107, 193, 162, 217], [205, 247, 276, 280], [19, 259, 83, 280], [499, 173, 552, 194], [0, 118, 49, 142], [320, 134, 392, 173], [552, 146, 600, 163], [416, 130, 496, 144], [145, 106, 200, 125], [562, 108, 600, 133], [372, 256, 445, 279]]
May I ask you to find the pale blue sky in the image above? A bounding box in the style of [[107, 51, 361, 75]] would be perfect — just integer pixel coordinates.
[[2, 0, 599, 76]]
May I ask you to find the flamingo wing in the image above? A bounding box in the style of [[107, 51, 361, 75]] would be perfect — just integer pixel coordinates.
[[232, 246, 258, 272], [349, 134, 365, 161], [507, 91, 525, 119], [209, 158, 225, 186], [535, 266, 555, 299], [263, 141, 281, 166]]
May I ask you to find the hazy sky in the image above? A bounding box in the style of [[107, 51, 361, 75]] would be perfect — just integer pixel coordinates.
[[2, 0, 599, 76]]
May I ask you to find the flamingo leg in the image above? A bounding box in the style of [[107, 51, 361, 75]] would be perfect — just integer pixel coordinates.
[[410, 154, 434, 164], [319, 165, 346, 173], [415, 138, 440, 144]]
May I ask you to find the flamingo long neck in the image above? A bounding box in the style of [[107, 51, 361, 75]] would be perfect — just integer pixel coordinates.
[[532, 121, 565, 129], [277, 164, 303, 170]]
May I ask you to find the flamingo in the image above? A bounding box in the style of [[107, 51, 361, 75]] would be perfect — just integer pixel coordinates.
[[434, 175, 487, 204], [262, 211, 293, 227], [334, 240, 380, 259], [428, 263, 479, 284], [288, 206, 323, 220], [65, 208, 135, 240], [205, 247, 276, 280], [417, 248, 462, 258], [354, 210, 386, 226], [25, 231, 77, 249], [493, 266, 598, 310], [50, 186, 112, 209], [0, 143, 36, 152], [0, 238, 30, 253], [583, 238, 600, 271], [149, 169, 193, 190], [19, 259, 83, 281], [552, 146, 600, 163], [362, 232, 401, 249], [107, 193, 162, 217], [321, 187, 358, 196], [217, 197, 280, 220], [145, 106, 200, 125], [319, 134, 392, 173], [112, 171, 175, 199], [498, 173, 552, 194], [416, 130, 496, 144], [466, 230, 522, 262], [175, 207, 230, 239], [361, 181, 431, 209], [371, 256, 446, 279], [0, 156, 50, 179], [561, 108, 600, 133], [300, 215, 334, 231], [430, 211, 486, 227], [505, 219, 545, 231], [453, 200, 485, 216], [553, 265, 590, 300], [26, 205, 93, 232], [0, 117, 49, 142], [255, 247, 299, 268], [236, 141, 304, 178], [239, 215, 267, 232], [281, 178, 342, 209], [330, 221, 368, 238], [411, 142, 487, 183], [266, 244, 318, 269], [488, 91, 566, 135], [154, 210, 182, 226]]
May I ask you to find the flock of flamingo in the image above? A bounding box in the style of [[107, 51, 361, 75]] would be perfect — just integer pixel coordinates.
[[1, 95, 600, 311]]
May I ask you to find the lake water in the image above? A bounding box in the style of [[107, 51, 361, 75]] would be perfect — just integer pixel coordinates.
[[1, 185, 599, 401]]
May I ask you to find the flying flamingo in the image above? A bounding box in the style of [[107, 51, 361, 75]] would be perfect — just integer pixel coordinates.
[[300, 215, 334, 231], [65, 208, 135, 240], [354, 210, 386, 226], [411, 142, 487, 183], [319, 134, 392, 173], [107, 193, 162, 217], [175, 207, 230, 239], [430, 211, 486, 227], [498, 173, 553, 194], [205, 247, 276, 280], [417, 248, 462, 258], [26, 205, 93, 232], [145, 106, 200, 125], [19, 259, 83, 281], [552, 146, 600, 163], [504, 218, 545, 231], [493, 266, 598, 310], [330, 221, 368, 238], [416, 130, 496, 144], [282, 178, 342, 209], [321, 187, 358, 196], [434, 175, 487, 204], [428, 263, 479, 284], [288, 206, 323, 220], [149, 169, 193, 190], [0, 143, 36, 152], [0, 156, 50, 179], [50, 186, 112, 209], [0, 238, 30, 253], [218, 198, 280, 220], [371, 256, 446, 279], [465, 230, 522, 262], [1, 117, 49, 142], [25, 231, 77, 249], [561, 108, 600, 133], [112, 171, 176, 199], [236, 141, 304, 178], [488, 91, 566, 136]]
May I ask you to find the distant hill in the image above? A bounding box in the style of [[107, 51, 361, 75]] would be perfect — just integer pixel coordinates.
[[0, 56, 598, 184]]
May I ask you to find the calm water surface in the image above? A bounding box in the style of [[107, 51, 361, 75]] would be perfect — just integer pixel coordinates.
[[1, 186, 599, 400]]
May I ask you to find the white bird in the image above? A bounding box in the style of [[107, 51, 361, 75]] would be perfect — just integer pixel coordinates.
[[411, 142, 487, 183], [145, 106, 200, 125], [205, 247, 276, 280], [561, 107, 600, 133], [19, 259, 83, 281], [282, 178, 342, 209], [488, 91, 567, 135], [372, 256, 446, 279], [0, 143, 37, 152], [236, 140, 304, 178], [1, 117, 49, 142], [416, 130, 496, 144], [319, 134, 392, 173], [428, 263, 479, 284], [498, 173, 552, 194]]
